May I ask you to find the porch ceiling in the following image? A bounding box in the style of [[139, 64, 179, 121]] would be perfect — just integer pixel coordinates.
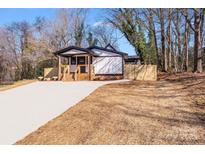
[[61, 49, 87, 56]]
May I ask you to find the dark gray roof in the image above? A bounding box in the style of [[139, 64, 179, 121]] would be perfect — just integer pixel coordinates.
[[87, 45, 128, 56], [125, 55, 140, 63], [126, 55, 140, 59], [54, 45, 128, 57], [53, 46, 97, 56]]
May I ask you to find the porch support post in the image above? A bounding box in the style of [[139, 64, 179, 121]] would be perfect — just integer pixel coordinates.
[[88, 55, 90, 80], [69, 56, 71, 71], [58, 55, 61, 80], [75, 56, 77, 80]]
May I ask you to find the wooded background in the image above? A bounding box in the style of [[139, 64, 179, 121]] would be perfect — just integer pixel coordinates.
[[0, 8, 205, 83]]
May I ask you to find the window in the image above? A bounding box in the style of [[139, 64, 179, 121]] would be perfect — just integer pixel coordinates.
[[80, 66, 86, 73], [90, 56, 92, 64], [71, 57, 76, 65], [77, 57, 85, 64]]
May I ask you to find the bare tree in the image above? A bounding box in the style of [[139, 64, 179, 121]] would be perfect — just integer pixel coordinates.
[[72, 9, 87, 47], [141, 9, 158, 65], [182, 9, 190, 71], [86, 32, 98, 47], [49, 9, 73, 50], [0, 28, 16, 83], [157, 8, 168, 71], [172, 9, 185, 72], [166, 9, 173, 71], [92, 23, 119, 48], [107, 9, 146, 63], [182, 8, 205, 72]]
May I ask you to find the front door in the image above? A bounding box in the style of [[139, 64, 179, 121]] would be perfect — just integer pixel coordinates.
[[77, 65, 89, 80], [76, 56, 89, 80]]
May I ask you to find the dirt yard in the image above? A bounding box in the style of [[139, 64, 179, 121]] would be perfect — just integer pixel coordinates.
[[16, 73, 205, 144], [0, 80, 35, 91]]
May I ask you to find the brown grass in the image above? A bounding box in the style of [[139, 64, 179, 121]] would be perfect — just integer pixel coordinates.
[[0, 80, 36, 92], [16, 73, 205, 144]]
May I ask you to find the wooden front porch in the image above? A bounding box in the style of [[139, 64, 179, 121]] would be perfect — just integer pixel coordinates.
[[58, 55, 94, 81]]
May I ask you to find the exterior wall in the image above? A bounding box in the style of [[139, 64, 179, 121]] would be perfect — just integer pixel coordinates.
[[124, 64, 157, 81], [93, 74, 123, 80], [93, 56, 123, 75]]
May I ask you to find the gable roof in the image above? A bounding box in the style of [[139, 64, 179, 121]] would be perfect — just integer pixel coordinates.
[[53, 45, 128, 57], [53, 46, 97, 56], [105, 44, 117, 51], [87, 45, 127, 56]]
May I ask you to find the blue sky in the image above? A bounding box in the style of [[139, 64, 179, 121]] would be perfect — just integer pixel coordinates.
[[0, 8, 135, 55]]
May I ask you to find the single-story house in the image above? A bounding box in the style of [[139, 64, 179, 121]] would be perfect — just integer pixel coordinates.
[[53, 44, 128, 81]]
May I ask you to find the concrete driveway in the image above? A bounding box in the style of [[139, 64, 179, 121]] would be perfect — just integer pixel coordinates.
[[0, 80, 127, 144]]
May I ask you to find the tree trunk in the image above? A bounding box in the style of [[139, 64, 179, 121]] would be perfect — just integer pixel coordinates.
[[167, 9, 172, 71], [159, 9, 167, 72], [176, 10, 182, 72], [153, 26, 160, 67], [194, 10, 202, 73], [150, 9, 160, 69], [173, 34, 178, 72], [184, 16, 189, 72], [136, 48, 144, 64]]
